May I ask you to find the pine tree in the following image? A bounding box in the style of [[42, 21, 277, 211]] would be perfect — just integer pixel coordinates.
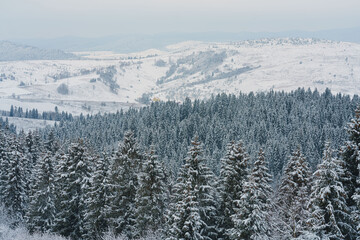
[[218, 141, 250, 239], [277, 147, 311, 238], [83, 153, 111, 240], [0, 129, 9, 204], [135, 147, 169, 237], [27, 130, 42, 166], [341, 105, 360, 238], [44, 129, 59, 154], [26, 150, 56, 233], [308, 143, 355, 239], [53, 139, 92, 240], [353, 150, 360, 236], [106, 131, 143, 238], [229, 149, 273, 240], [2, 136, 27, 223], [168, 136, 218, 240]]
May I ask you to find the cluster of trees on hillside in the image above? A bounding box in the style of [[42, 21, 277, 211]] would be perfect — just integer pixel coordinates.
[[46, 88, 359, 177], [0, 102, 359, 239], [1, 105, 73, 122]]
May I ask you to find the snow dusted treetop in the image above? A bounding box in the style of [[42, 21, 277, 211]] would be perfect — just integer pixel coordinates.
[[277, 147, 311, 238], [168, 135, 218, 240], [348, 106, 360, 144], [26, 149, 56, 234], [341, 105, 360, 238], [308, 142, 355, 240], [218, 140, 250, 239], [135, 146, 168, 237], [230, 148, 273, 240], [106, 131, 143, 238]]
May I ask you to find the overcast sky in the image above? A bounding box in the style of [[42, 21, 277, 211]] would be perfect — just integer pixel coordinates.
[[1, 0, 360, 39]]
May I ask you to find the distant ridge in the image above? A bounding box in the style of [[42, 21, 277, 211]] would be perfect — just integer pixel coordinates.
[[10, 27, 360, 53], [0, 41, 77, 61]]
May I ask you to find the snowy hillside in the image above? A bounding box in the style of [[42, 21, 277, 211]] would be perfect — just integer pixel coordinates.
[[0, 41, 77, 61], [0, 38, 359, 115], [3, 117, 57, 133]]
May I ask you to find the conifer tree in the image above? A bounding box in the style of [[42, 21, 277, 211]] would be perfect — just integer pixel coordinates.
[[277, 147, 311, 238], [168, 136, 218, 240], [2, 136, 27, 222], [83, 153, 111, 240], [229, 149, 273, 240], [26, 150, 56, 233], [44, 129, 60, 154], [353, 152, 360, 236], [135, 147, 168, 237], [218, 141, 250, 239], [341, 105, 360, 237], [308, 143, 355, 239], [53, 139, 92, 240], [0, 129, 9, 204], [106, 131, 143, 238]]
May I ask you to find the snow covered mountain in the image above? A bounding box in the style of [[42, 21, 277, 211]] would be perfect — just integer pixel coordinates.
[[0, 41, 77, 61], [0, 38, 359, 115]]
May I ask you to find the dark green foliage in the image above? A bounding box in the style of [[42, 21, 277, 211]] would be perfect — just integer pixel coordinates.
[[26, 150, 56, 233], [47, 88, 359, 176], [341, 105, 360, 238], [276, 147, 311, 238], [308, 143, 355, 239], [2, 136, 28, 222], [106, 131, 143, 238], [53, 140, 92, 240], [134, 148, 168, 237], [0, 90, 358, 240], [168, 136, 218, 240], [229, 149, 273, 240], [218, 141, 250, 239], [83, 154, 110, 240]]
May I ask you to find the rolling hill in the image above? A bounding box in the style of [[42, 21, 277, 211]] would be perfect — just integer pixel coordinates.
[[0, 38, 359, 115], [0, 41, 77, 61]]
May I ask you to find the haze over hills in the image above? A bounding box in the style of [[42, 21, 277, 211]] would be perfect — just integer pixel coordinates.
[[8, 27, 360, 53], [0, 38, 359, 116], [0, 41, 77, 61]]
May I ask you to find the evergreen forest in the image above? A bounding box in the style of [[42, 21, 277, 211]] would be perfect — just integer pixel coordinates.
[[0, 88, 360, 240]]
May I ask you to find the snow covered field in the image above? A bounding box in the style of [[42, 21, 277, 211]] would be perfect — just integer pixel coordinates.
[[2, 117, 57, 133], [0, 38, 359, 115]]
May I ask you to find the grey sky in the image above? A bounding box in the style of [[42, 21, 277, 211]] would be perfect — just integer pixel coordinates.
[[1, 0, 360, 39]]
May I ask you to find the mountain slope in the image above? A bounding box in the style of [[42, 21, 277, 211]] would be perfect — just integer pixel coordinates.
[[0, 41, 77, 61], [0, 38, 359, 115]]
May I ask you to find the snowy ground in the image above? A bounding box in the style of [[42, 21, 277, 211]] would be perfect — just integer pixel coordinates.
[[1, 116, 57, 133], [0, 38, 359, 116]]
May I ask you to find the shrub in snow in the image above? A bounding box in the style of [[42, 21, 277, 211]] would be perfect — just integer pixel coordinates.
[[57, 83, 69, 95]]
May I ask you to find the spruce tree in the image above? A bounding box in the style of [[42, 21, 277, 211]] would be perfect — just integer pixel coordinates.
[[53, 139, 92, 240], [308, 143, 355, 239], [26, 150, 56, 233], [83, 153, 111, 240], [277, 147, 311, 238], [168, 136, 218, 240], [106, 131, 143, 238], [0, 129, 9, 204], [2, 136, 27, 223], [341, 105, 360, 238], [218, 141, 250, 239], [229, 149, 273, 240], [44, 129, 59, 154], [135, 147, 168, 237]]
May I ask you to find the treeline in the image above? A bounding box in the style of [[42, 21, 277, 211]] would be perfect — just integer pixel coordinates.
[[46, 88, 359, 176], [1, 105, 73, 121], [0, 117, 17, 133], [0, 104, 359, 239]]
